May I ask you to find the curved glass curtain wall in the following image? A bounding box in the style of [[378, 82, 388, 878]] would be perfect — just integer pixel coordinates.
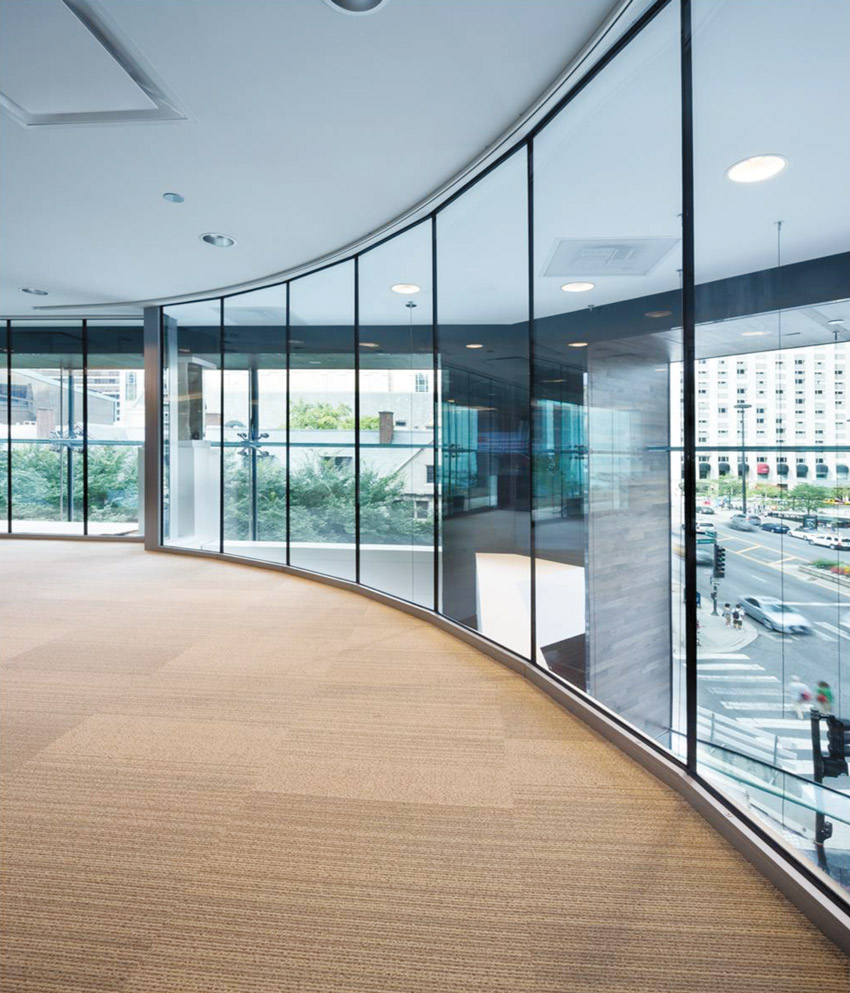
[[1, 319, 144, 537], [157, 0, 850, 901]]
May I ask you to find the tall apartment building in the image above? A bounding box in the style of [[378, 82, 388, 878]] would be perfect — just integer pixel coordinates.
[[690, 342, 849, 485]]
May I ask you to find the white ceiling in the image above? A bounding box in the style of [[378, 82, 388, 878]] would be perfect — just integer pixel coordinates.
[[0, 0, 620, 313]]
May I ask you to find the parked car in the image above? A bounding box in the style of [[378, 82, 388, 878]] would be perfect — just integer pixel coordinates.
[[789, 528, 818, 541], [760, 522, 790, 534], [729, 515, 758, 531], [739, 596, 812, 634], [808, 534, 850, 551]]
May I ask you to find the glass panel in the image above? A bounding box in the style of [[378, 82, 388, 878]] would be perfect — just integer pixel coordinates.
[[358, 222, 435, 606], [289, 262, 355, 580], [222, 287, 287, 563], [437, 149, 531, 657], [162, 301, 222, 551], [0, 324, 7, 534], [693, 0, 850, 890], [10, 322, 85, 534], [533, 0, 682, 746], [86, 321, 144, 536]]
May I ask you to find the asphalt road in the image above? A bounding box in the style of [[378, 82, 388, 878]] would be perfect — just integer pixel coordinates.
[[692, 513, 850, 784]]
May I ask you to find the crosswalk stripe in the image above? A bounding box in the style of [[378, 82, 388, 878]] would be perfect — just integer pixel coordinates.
[[697, 662, 762, 671], [720, 702, 784, 711], [814, 629, 838, 642], [738, 718, 810, 728], [818, 621, 849, 639]]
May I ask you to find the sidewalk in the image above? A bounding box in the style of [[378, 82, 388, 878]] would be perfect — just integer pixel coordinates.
[[697, 608, 758, 654], [671, 587, 758, 655]]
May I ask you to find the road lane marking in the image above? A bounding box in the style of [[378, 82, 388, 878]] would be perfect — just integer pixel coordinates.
[[738, 544, 762, 554], [738, 718, 808, 728], [698, 675, 779, 682], [749, 575, 768, 583], [696, 656, 754, 663], [698, 662, 761, 670], [721, 702, 784, 711], [817, 621, 849, 640], [784, 602, 850, 607]]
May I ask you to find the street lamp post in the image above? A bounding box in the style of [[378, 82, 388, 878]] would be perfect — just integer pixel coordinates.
[[735, 401, 752, 515]]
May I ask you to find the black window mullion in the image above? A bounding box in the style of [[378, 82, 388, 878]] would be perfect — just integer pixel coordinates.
[[680, 0, 698, 772], [82, 320, 89, 535]]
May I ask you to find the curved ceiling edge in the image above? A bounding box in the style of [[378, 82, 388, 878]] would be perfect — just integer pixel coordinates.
[[33, 0, 650, 313]]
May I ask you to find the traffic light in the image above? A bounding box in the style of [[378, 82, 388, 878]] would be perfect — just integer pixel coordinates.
[[825, 716, 850, 778], [713, 544, 727, 579]]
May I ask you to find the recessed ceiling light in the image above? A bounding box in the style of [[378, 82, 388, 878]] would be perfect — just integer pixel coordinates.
[[741, 330, 768, 337], [561, 282, 595, 293], [542, 379, 566, 384], [466, 343, 484, 349], [645, 310, 672, 319], [391, 283, 420, 294], [726, 154, 787, 184], [162, 192, 185, 203], [568, 342, 588, 348], [201, 233, 235, 248], [360, 342, 380, 348], [21, 287, 48, 295], [323, 0, 388, 13], [828, 319, 845, 326], [309, 360, 321, 365]]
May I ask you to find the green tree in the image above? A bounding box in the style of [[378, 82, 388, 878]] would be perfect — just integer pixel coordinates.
[[222, 452, 431, 545], [787, 482, 830, 513], [288, 400, 379, 431]]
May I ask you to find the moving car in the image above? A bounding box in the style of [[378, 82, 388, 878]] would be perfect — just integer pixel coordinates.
[[698, 506, 715, 515], [789, 528, 818, 540], [729, 515, 758, 531], [808, 534, 850, 551], [739, 596, 812, 634], [760, 522, 790, 534]]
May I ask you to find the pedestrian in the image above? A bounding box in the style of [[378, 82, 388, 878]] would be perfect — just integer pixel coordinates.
[[788, 674, 812, 719], [732, 604, 743, 630], [722, 603, 732, 627], [816, 681, 834, 715]]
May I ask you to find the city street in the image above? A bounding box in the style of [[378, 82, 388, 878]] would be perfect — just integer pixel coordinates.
[[693, 512, 850, 785]]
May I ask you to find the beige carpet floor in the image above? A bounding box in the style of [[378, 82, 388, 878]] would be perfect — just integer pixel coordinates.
[[1, 540, 849, 993]]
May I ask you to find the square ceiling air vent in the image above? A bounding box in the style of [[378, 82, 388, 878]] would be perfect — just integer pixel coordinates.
[[0, 0, 186, 128], [542, 237, 680, 277]]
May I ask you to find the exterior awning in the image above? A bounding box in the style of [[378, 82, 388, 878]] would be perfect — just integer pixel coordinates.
[[796, 463, 809, 477], [738, 461, 749, 474], [717, 461, 730, 475], [776, 463, 789, 475], [816, 464, 829, 477], [699, 463, 711, 478], [757, 462, 769, 475], [837, 464, 849, 475]]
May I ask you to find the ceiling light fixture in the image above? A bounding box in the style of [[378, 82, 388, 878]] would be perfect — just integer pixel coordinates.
[[741, 331, 768, 337], [20, 287, 48, 295], [466, 343, 484, 349], [568, 342, 588, 348], [360, 342, 380, 348], [645, 310, 672, 319], [323, 0, 388, 13], [391, 283, 420, 295], [726, 154, 787, 184], [560, 282, 595, 293], [201, 233, 235, 248], [542, 379, 566, 384], [162, 192, 185, 203], [828, 319, 845, 327]]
